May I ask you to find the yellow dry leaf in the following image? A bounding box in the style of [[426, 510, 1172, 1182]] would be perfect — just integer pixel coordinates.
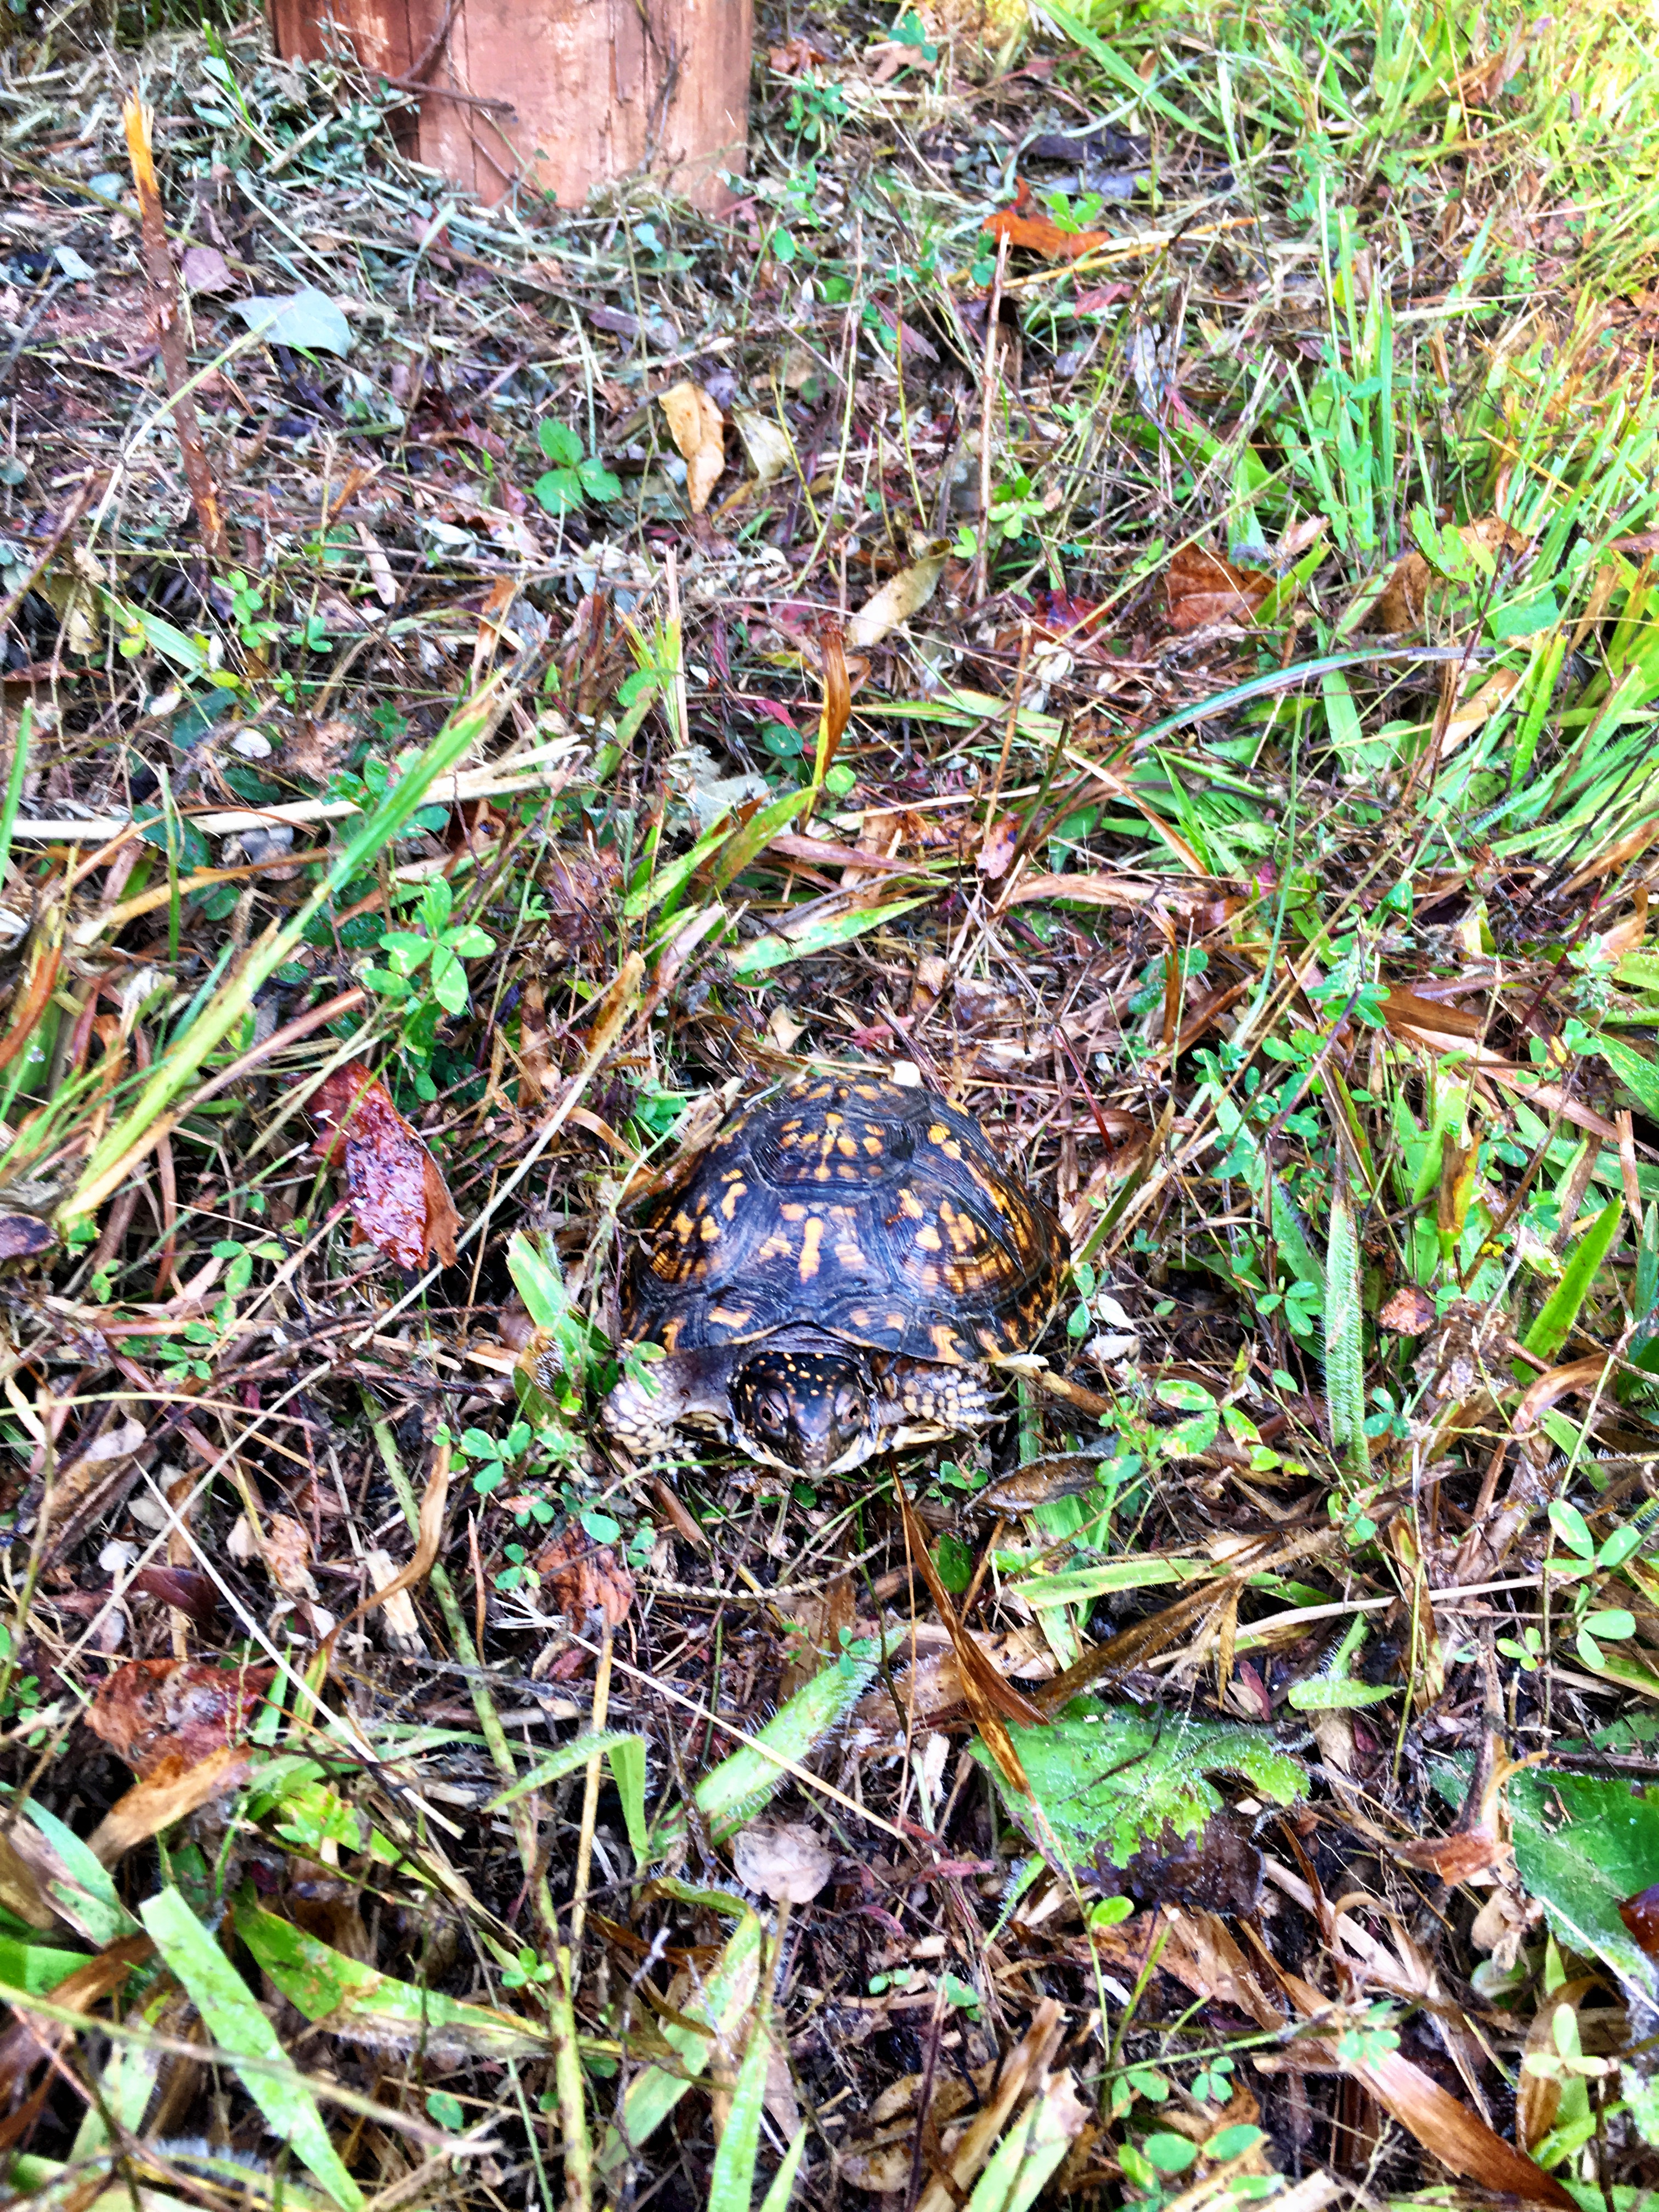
[[659, 380, 726, 514], [731, 407, 794, 489], [848, 548, 950, 650]]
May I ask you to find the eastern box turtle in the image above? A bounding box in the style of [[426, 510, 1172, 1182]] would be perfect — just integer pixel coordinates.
[[602, 1073, 1067, 1475]]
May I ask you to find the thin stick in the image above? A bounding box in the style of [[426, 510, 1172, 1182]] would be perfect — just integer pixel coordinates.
[[122, 95, 228, 565], [569, 1617, 614, 1959], [972, 232, 1010, 606]]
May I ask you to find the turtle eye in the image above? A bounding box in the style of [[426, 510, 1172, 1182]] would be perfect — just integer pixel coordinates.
[[832, 1384, 865, 1426], [754, 1392, 791, 1436]]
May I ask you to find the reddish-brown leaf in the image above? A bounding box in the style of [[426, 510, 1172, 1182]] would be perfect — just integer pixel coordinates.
[[1621, 1884, 1659, 1957], [983, 180, 1112, 262], [1378, 1286, 1437, 1335], [128, 1566, 219, 1630], [310, 1059, 461, 1271], [535, 1525, 636, 1632], [84, 1657, 275, 1778], [1161, 544, 1272, 633]]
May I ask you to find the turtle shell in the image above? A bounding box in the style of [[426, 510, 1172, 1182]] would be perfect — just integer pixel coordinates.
[[620, 1074, 1066, 1367]]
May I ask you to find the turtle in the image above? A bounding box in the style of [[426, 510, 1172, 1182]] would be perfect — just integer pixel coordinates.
[[601, 1073, 1068, 1476]]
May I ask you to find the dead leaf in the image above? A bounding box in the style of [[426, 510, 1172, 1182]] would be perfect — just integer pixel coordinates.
[[258, 1513, 317, 1599], [180, 244, 235, 294], [848, 549, 950, 650], [1161, 544, 1272, 633], [897, 1485, 1043, 1795], [1370, 550, 1432, 632], [128, 1566, 218, 1630], [329, 1446, 451, 1651], [88, 1743, 252, 1866], [1266, 1961, 1576, 2207], [731, 1820, 834, 1903], [535, 1523, 635, 1632], [0, 1216, 53, 1261], [983, 179, 1111, 262], [731, 407, 794, 489], [659, 379, 726, 513], [364, 1547, 427, 1656], [977, 815, 1020, 879], [1378, 1286, 1437, 1335], [768, 35, 832, 72], [310, 1059, 461, 1270], [84, 1658, 276, 1778]]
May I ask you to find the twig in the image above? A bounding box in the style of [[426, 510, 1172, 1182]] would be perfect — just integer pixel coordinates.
[[122, 94, 228, 565]]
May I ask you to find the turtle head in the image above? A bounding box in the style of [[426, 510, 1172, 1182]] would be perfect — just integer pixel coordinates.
[[729, 1345, 877, 1475]]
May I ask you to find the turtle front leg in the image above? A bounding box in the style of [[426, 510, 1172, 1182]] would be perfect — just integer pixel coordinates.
[[601, 1356, 695, 1472], [876, 1359, 1001, 1449]]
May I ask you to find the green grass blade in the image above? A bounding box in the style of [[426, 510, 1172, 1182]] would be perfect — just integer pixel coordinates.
[[484, 1728, 650, 1859], [758, 2126, 808, 2212], [1324, 1184, 1368, 1471], [61, 674, 507, 1224], [139, 1887, 363, 2209], [0, 703, 30, 893], [1521, 1197, 1623, 1369], [707, 2003, 771, 2212]]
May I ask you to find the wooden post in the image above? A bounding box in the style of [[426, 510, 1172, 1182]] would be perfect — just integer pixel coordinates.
[[270, 0, 752, 213]]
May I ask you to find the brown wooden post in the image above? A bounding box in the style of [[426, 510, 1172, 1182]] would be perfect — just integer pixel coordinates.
[[270, 0, 752, 213]]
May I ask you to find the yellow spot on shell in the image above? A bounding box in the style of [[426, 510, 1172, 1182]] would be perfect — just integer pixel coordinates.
[[781, 1203, 805, 1221], [916, 1225, 943, 1252], [930, 1323, 960, 1361], [710, 1306, 751, 1327], [898, 1188, 926, 1219], [721, 1181, 747, 1218], [699, 1217, 720, 1240], [799, 1218, 824, 1282]]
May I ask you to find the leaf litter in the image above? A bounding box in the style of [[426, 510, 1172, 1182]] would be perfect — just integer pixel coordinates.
[[2, 0, 1659, 2205]]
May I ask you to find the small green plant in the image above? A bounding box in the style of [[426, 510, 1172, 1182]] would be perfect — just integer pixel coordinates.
[[1045, 188, 1107, 233], [533, 422, 623, 516], [225, 571, 280, 652], [365, 876, 495, 1017]]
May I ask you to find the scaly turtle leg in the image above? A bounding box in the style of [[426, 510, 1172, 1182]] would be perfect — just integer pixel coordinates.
[[876, 1359, 1000, 1449]]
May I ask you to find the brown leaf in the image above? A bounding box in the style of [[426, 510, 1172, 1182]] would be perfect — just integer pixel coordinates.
[[84, 1657, 276, 1778], [1274, 1964, 1575, 2207], [1368, 550, 1432, 633], [329, 1446, 451, 1649], [309, 1059, 460, 1270], [1378, 1286, 1437, 1335], [848, 550, 949, 651], [88, 1743, 252, 1866], [768, 34, 831, 72], [258, 1512, 317, 1599], [180, 244, 235, 294], [1161, 544, 1272, 633], [0, 1216, 53, 1262], [897, 1486, 1043, 1795], [983, 179, 1111, 262], [659, 379, 726, 513], [731, 1819, 834, 1903], [535, 1524, 635, 1632], [128, 1566, 218, 1630]]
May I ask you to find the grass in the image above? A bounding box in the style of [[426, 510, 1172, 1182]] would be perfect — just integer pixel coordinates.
[[1, 0, 1659, 2204]]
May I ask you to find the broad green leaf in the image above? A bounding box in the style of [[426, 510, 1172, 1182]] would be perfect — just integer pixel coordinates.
[[121, 606, 211, 675], [1499, 1769, 1659, 2001], [232, 286, 353, 356], [710, 782, 818, 893], [1014, 1555, 1208, 1609], [963, 2074, 1095, 2212], [0, 1930, 95, 1993], [140, 1887, 363, 2209], [234, 1897, 543, 2061], [729, 895, 932, 977], [1589, 1031, 1659, 1122], [1520, 1198, 1622, 1369], [623, 814, 738, 918], [707, 2004, 771, 2212], [971, 1701, 1306, 1880], [538, 420, 583, 465], [760, 2131, 808, 2212], [1286, 1616, 1395, 1711], [23, 1803, 140, 1944]]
